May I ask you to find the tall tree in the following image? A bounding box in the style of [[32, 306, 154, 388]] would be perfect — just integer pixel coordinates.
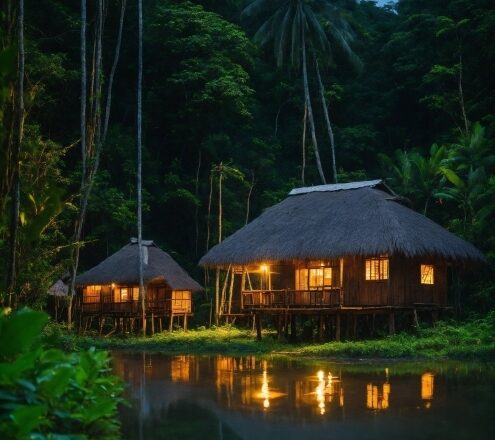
[[7, 0, 25, 306], [137, 0, 146, 335], [68, 0, 126, 325], [243, 0, 359, 184]]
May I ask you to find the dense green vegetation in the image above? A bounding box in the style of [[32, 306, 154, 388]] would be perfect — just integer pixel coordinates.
[[0, 1, 494, 316], [0, 308, 124, 439], [61, 313, 495, 360]]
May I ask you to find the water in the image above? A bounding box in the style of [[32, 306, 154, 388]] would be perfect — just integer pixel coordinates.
[[112, 352, 495, 440]]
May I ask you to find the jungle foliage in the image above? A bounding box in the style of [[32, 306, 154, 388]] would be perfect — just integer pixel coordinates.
[[0, 308, 124, 439], [0, 0, 494, 315]]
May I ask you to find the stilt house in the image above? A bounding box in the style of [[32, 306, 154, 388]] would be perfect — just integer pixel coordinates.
[[76, 238, 202, 323], [199, 180, 484, 337]]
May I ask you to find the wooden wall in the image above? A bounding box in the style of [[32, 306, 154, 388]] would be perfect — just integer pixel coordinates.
[[342, 255, 447, 307]]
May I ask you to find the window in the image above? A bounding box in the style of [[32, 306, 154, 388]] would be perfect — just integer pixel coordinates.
[[296, 266, 333, 290], [365, 257, 389, 281], [84, 285, 101, 303], [420, 264, 434, 285]]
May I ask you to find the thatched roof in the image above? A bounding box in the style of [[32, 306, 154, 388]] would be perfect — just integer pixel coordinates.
[[199, 180, 484, 267], [76, 239, 202, 291], [48, 279, 69, 297]]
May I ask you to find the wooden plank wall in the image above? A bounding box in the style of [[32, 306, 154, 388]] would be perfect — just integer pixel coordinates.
[[343, 256, 447, 307]]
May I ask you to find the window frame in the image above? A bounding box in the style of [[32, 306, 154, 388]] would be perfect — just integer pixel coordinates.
[[420, 264, 435, 285], [364, 257, 389, 281]]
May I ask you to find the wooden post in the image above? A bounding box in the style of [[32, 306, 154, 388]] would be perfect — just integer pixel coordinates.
[[99, 317, 105, 335], [290, 314, 297, 342], [413, 309, 420, 330], [388, 312, 395, 336], [318, 315, 324, 342], [169, 312, 174, 332], [352, 315, 357, 339], [159, 317, 163, 333], [255, 313, 262, 341], [335, 314, 341, 341], [184, 314, 188, 331], [284, 311, 289, 339], [151, 312, 155, 335], [277, 314, 284, 341]]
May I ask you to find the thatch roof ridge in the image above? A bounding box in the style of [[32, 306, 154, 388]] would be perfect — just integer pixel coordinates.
[[76, 239, 202, 291], [199, 185, 484, 267]]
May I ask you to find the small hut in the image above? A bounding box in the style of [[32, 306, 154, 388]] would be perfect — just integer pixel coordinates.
[[76, 238, 202, 327], [199, 180, 484, 338]]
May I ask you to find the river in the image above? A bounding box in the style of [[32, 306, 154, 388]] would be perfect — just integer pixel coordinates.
[[112, 352, 495, 440]]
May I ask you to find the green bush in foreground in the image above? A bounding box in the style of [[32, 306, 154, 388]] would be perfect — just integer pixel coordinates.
[[0, 308, 125, 439]]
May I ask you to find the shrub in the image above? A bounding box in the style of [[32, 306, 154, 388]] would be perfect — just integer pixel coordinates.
[[0, 308, 125, 439]]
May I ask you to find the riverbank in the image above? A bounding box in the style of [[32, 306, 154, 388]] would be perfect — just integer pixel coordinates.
[[52, 314, 495, 360]]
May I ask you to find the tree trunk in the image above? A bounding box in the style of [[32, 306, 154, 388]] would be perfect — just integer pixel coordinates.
[[301, 102, 307, 185], [301, 30, 326, 184], [68, 0, 87, 327], [458, 51, 469, 136], [69, 0, 125, 325], [7, 0, 25, 307], [137, 0, 146, 336], [315, 59, 337, 183], [245, 171, 255, 225]]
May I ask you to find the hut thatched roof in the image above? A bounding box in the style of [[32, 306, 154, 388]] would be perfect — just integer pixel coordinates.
[[199, 180, 484, 267], [76, 239, 202, 291], [48, 279, 69, 297]]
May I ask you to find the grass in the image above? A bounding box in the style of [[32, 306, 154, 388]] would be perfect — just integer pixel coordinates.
[[49, 312, 495, 360]]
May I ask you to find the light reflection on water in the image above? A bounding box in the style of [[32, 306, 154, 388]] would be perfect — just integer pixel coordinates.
[[112, 353, 495, 440]]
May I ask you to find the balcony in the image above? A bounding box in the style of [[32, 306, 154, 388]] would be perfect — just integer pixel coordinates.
[[241, 288, 343, 310]]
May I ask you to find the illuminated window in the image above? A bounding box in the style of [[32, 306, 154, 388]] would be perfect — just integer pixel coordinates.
[[420, 265, 434, 285], [365, 257, 389, 281], [121, 287, 128, 300], [296, 265, 333, 290], [84, 285, 101, 303]]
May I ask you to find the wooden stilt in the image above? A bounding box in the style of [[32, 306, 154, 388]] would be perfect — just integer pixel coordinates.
[[335, 314, 341, 342], [277, 314, 284, 341], [388, 312, 395, 335], [345, 315, 351, 340], [151, 312, 155, 335], [255, 313, 262, 341], [284, 311, 289, 339], [318, 315, 324, 342], [169, 313, 174, 332], [184, 314, 188, 331], [352, 315, 357, 339], [371, 313, 376, 336], [413, 309, 420, 330], [99, 317, 105, 335], [159, 317, 163, 333], [290, 314, 297, 342]]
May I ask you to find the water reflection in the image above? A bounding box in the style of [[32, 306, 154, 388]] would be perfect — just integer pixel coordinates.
[[113, 354, 495, 440]]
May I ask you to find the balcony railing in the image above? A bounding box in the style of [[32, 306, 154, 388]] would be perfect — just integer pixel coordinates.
[[241, 288, 342, 309], [81, 298, 192, 315]]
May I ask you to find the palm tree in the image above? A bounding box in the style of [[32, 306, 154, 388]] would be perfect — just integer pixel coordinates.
[[242, 0, 359, 184], [137, 0, 145, 335]]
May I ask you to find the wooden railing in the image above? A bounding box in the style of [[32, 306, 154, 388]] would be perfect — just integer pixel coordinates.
[[81, 298, 192, 315], [241, 288, 342, 309]]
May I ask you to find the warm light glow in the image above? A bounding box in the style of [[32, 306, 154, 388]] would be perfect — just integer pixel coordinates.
[[261, 368, 270, 409], [111, 283, 115, 288], [171, 356, 190, 382], [316, 371, 326, 415], [420, 265, 434, 285], [365, 257, 389, 280], [366, 382, 391, 410], [421, 372, 434, 401], [260, 264, 269, 273]]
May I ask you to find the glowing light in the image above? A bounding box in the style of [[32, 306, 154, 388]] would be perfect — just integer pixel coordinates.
[[316, 370, 326, 415], [421, 372, 434, 402], [260, 264, 269, 273], [111, 283, 115, 288], [261, 368, 270, 409], [366, 382, 391, 410]]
